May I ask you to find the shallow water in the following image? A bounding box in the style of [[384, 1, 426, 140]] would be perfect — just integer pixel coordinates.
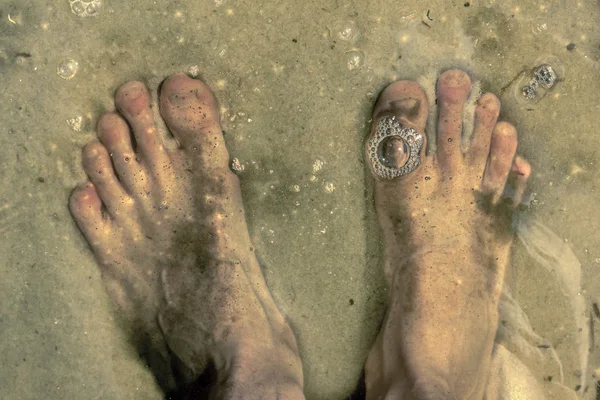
[[1, 0, 599, 398]]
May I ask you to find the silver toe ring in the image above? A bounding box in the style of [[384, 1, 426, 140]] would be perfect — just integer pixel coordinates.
[[367, 115, 424, 179]]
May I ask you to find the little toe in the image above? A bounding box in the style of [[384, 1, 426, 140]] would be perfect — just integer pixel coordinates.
[[436, 69, 472, 173], [367, 80, 429, 181], [482, 122, 518, 202], [82, 140, 132, 217], [69, 183, 109, 246], [114, 81, 170, 174], [509, 156, 531, 207], [467, 93, 501, 174], [96, 113, 150, 194], [159, 73, 230, 172]]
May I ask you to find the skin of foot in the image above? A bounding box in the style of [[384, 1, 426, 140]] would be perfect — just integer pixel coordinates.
[[69, 74, 304, 399], [363, 69, 531, 400]]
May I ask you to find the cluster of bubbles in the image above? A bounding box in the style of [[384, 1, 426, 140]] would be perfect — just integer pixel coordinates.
[[515, 57, 564, 103], [367, 116, 423, 179], [230, 158, 244, 172], [66, 115, 84, 131], [69, 0, 102, 17], [187, 65, 200, 78], [522, 64, 557, 99]]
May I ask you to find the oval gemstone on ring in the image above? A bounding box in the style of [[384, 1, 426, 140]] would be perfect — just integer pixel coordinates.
[[379, 136, 409, 169], [367, 115, 424, 179]]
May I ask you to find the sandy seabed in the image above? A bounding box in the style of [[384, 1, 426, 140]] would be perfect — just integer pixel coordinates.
[[1, 0, 599, 398]]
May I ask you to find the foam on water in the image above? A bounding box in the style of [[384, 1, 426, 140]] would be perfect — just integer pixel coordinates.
[[513, 211, 590, 396]]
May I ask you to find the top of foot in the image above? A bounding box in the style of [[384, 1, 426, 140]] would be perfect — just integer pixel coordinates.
[[364, 69, 531, 400], [69, 74, 304, 398]]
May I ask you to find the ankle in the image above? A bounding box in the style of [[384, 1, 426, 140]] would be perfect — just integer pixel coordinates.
[[410, 377, 456, 400], [212, 335, 304, 399], [216, 350, 304, 400], [219, 374, 304, 400]]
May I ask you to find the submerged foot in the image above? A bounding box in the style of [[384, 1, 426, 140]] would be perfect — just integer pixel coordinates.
[[364, 70, 531, 399], [69, 74, 304, 399]]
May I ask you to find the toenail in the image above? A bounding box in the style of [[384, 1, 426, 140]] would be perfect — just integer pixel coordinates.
[[122, 85, 144, 101], [84, 144, 102, 159], [478, 94, 500, 110], [441, 71, 469, 88], [494, 122, 517, 139], [98, 113, 121, 130], [444, 75, 462, 87], [168, 89, 198, 106], [102, 117, 117, 128], [390, 98, 420, 118]]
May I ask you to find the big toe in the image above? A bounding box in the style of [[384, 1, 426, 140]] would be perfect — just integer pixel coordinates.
[[373, 80, 429, 133], [366, 80, 429, 180], [159, 73, 230, 171]]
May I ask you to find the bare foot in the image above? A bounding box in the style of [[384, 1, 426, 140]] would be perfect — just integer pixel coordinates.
[[363, 70, 531, 399], [69, 74, 304, 399]]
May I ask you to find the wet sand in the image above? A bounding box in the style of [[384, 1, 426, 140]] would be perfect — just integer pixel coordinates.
[[1, 0, 599, 398]]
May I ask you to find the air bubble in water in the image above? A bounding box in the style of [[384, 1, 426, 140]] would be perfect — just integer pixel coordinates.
[[86, 1, 101, 15], [71, 1, 86, 15], [332, 21, 359, 42], [69, 0, 102, 17], [532, 22, 548, 35], [345, 50, 364, 71], [57, 59, 79, 80]]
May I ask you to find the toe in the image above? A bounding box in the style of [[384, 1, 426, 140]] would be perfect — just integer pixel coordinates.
[[69, 183, 109, 246], [82, 141, 132, 217], [482, 122, 518, 202], [367, 80, 429, 180], [436, 69, 472, 173], [97, 112, 150, 194], [509, 156, 531, 207], [114, 81, 171, 174], [159, 73, 230, 172], [467, 93, 501, 174], [372, 80, 429, 133]]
